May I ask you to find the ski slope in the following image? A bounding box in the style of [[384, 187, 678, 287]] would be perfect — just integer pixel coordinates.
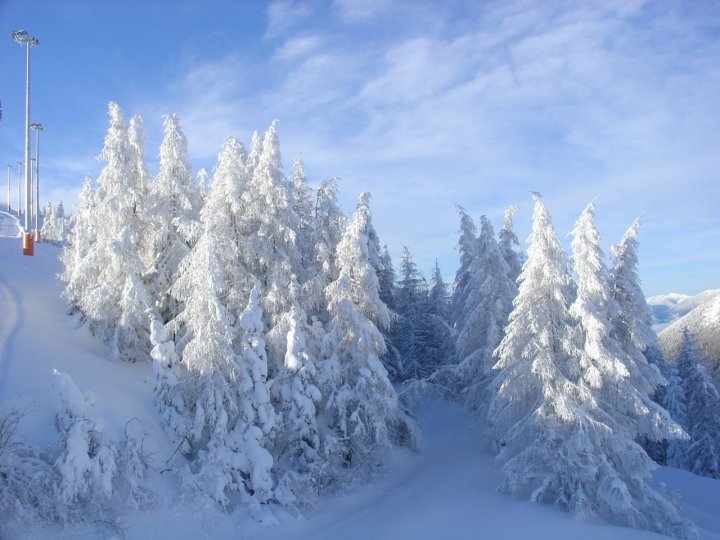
[[0, 235, 719, 540]]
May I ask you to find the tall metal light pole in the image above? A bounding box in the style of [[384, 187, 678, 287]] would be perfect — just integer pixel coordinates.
[[16, 160, 23, 216], [12, 29, 39, 256], [6, 164, 10, 212], [31, 122, 43, 241]]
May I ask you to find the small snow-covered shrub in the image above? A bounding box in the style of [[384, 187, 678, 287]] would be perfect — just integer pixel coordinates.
[[53, 369, 118, 518]]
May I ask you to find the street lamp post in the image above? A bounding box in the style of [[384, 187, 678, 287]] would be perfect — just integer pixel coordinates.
[[12, 29, 39, 256], [16, 160, 23, 216], [6, 164, 10, 212], [30, 122, 42, 241]]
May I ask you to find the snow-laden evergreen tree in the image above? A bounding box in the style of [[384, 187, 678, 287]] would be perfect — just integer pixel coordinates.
[[498, 204, 522, 282], [321, 193, 416, 471], [201, 136, 253, 317], [127, 115, 150, 211], [391, 246, 426, 380], [662, 358, 686, 466], [146, 113, 201, 324], [40, 201, 70, 245], [291, 154, 316, 282], [61, 178, 97, 313], [246, 129, 263, 176], [424, 260, 455, 372], [609, 218, 666, 382], [450, 205, 477, 328], [168, 196, 276, 507], [676, 329, 720, 478], [570, 202, 678, 440], [197, 167, 208, 202], [305, 176, 346, 320], [242, 121, 303, 371], [271, 301, 323, 495], [428, 260, 450, 323], [488, 195, 690, 538], [75, 102, 155, 359], [53, 369, 117, 508], [455, 215, 516, 410]]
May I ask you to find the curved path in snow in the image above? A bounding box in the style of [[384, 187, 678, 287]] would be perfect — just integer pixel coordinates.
[[0, 275, 21, 396], [0, 212, 23, 393]]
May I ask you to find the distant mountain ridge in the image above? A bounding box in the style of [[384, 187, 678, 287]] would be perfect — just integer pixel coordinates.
[[647, 289, 720, 331], [656, 291, 720, 373]]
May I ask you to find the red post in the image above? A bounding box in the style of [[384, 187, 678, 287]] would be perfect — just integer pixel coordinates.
[[22, 232, 34, 256]]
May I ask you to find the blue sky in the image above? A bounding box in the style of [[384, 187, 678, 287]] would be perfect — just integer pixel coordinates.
[[1, 0, 718, 297]]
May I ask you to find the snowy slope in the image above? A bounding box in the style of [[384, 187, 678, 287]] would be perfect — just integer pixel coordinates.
[[648, 290, 720, 332], [1, 232, 719, 540]]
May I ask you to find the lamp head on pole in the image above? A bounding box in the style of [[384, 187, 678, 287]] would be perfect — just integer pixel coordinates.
[[11, 30, 39, 47], [30, 122, 43, 131]]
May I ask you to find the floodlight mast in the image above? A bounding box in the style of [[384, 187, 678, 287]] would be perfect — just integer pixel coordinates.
[[12, 29, 39, 255], [30, 122, 43, 240], [6, 164, 10, 212], [16, 160, 23, 215]]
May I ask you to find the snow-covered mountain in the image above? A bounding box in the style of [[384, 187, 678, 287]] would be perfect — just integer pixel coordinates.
[[658, 293, 720, 371], [647, 290, 720, 332]]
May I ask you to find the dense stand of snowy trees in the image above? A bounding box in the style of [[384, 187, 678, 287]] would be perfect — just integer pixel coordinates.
[[4, 100, 717, 538], [58, 102, 416, 513]]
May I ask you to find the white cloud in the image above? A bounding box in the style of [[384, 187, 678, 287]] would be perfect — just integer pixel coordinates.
[[265, 0, 314, 38], [273, 34, 324, 61]]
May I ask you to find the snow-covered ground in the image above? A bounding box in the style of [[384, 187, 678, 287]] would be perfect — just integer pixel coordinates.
[[1, 227, 719, 540]]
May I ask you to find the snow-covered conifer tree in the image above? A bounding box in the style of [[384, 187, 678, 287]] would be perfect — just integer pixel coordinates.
[[488, 195, 690, 538], [304, 177, 346, 320], [201, 136, 253, 317], [53, 370, 117, 507], [391, 246, 426, 380], [75, 103, 154, 358], [609, 218, 666, 383], [242, 121, 303, 369], [450, 205, 477, 327], [291, 154, 316, 282], [169, 196, 276, 506], [272, 303, 322, 489], [498, 204, 522, 282], [663, 357, 687, 467], [61, 178, 97, 313], [321, 193, 415, 470], [676, 330, 720, 478], [146, 113, 201, 324], [455, 215, 516, 410], [428, 260, 450, 323], [570, 202, 678, 440]]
